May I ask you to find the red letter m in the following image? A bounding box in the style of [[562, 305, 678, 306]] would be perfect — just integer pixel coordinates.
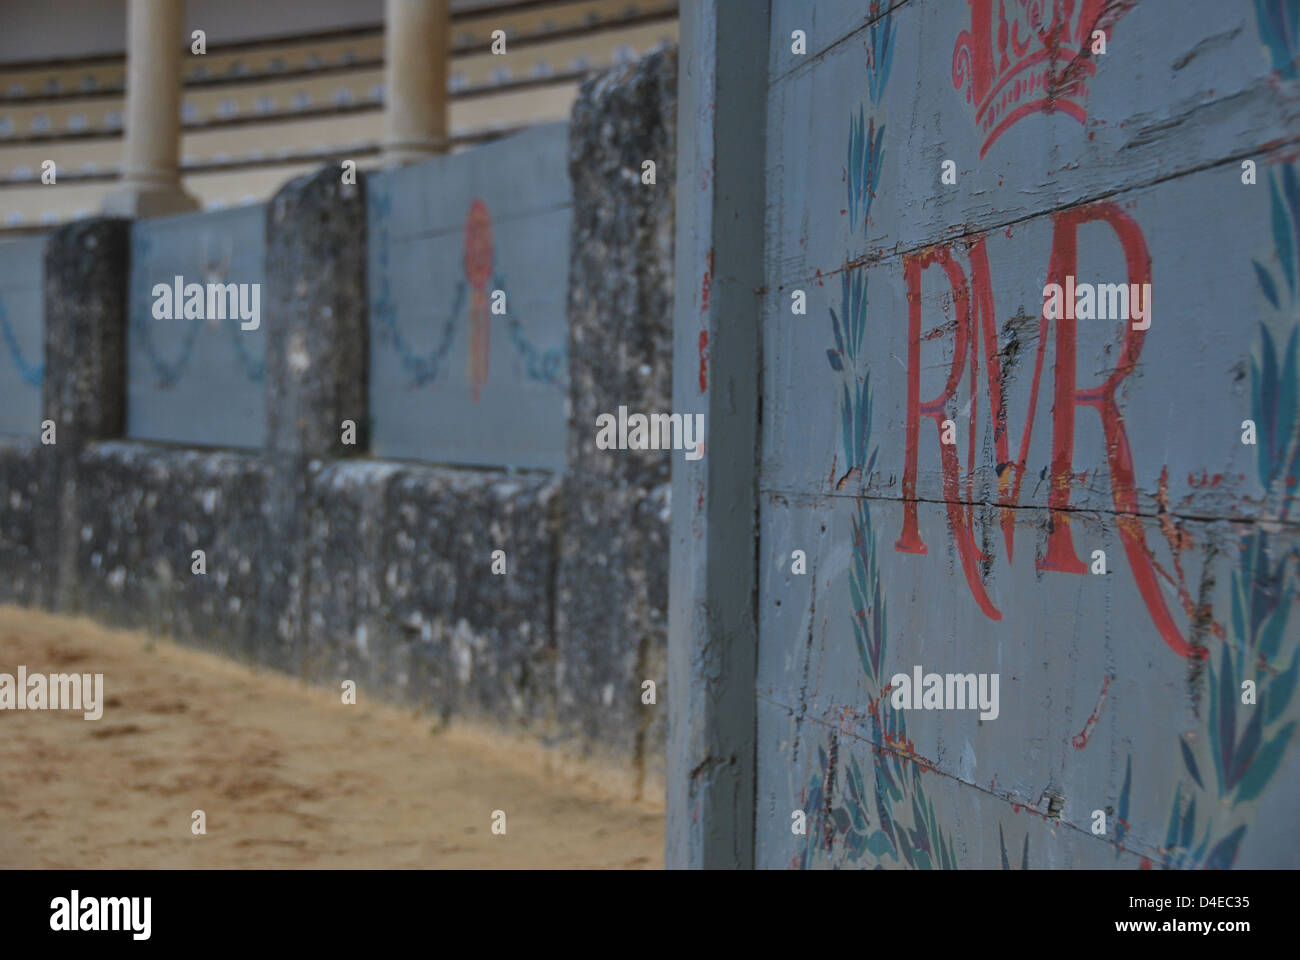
[[895, 202, 1197, 658]]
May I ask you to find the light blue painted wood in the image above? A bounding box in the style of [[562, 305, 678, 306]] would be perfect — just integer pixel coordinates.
[[0, 236, 45, 437], [127, 204, 267, 449], [367, 122, 570, 471], [752, 0, 1300, 869]]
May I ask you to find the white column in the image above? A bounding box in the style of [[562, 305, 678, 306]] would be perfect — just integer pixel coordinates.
[[103, 0, 198, 217], [383, 0, 450, 165]]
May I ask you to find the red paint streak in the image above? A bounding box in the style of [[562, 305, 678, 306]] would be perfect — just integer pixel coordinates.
[[1153, 467, 1224, 641], [698, 330, 710, 393], [698, 250, 713, 394], [895, 203, 1199, 659], [464, 199, 494, 403], [699, 251, 713, 314], [1140, 857, 1152, 870], [1071, 674, 1112, 749]]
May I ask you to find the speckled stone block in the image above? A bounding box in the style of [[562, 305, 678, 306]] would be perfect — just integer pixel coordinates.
[[304, 459, 561, 729], [265, 165, 369, 459], [0, 437, 44, 606], [40, 217, 130, 611], [70, 442, 275, 660], [557, 48, 678, 783]]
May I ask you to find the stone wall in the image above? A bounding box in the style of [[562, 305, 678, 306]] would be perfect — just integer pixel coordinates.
[[558, 46, 677, 784], [0, 48, 678, 792]]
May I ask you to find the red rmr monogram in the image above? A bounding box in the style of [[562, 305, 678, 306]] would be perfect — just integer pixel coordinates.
[[895, 202, 1197, 658]]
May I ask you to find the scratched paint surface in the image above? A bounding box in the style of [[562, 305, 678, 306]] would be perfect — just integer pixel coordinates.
[[126, 205, 268, 449], [756, 0, 1300, 868], [0, 236, 43, 437], [367, 122, 570, 471]]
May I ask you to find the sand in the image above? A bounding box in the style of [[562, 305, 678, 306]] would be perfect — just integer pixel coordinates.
[[0, 605, 663, 869]]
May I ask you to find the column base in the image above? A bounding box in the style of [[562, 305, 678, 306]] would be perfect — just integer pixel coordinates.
[[382, 139, 449, 167], [102, 182, 200, 218]]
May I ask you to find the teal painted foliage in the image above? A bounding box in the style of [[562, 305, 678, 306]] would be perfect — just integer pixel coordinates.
[[802, 5, 960, 870], [1254, 0, 1300, 81], [0, 295, 42, 388], [1160, 161, 1300, 870]]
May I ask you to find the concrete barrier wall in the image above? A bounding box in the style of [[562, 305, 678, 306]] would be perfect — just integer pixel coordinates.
[[0, 50, 677, 786], [0, 236, 44, 437]]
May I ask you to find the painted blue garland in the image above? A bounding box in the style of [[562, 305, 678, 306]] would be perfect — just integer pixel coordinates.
[[0, 294, 43, 388], [370, 183, 462, 387], [494, 271, 566, 386], [130, 234, 265, 387]]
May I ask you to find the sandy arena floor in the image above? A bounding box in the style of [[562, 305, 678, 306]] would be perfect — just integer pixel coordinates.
[[0, 606, 663, 868]]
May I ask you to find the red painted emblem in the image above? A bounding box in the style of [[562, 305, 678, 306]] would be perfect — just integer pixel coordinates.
[[952, 0, 1124, 158], [464, 199, 493, 402]]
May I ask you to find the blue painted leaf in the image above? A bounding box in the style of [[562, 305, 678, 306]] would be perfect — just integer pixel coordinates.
[[1282, 163, 1300, 280], [1231, 571, 1247, 646], [1208, 656, 1225, 791], [1259, 596, 1290, 663], [1265, 650, 1299, 726], [829, 306, 844, 355], [1258, 323, 1280, 485], [1179, 737, 1204, 790], [1180, 791, 1196, 850], [1118, 754, 1133, 826], [827, 349, 843, 371], [1204, 824, 1247, 870], [1254, 260, 1280, 309], [1270, 171, 1295, 296], [865, 829, 894, 859], [1229, 707, 1265, 791], [1277, 326, 1299, 487], [1164, 782, 1182, 850], [1235, 721, 1296, 805], [1217, 643, 1238, 788]]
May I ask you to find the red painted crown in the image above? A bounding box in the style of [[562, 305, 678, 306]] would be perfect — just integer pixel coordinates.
[[952, 0, 1115, 157]]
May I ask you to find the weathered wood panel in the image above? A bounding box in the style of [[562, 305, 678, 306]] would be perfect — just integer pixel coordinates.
[[126, 205, 268, 449], [367, 122, 570, 471], [756, 0, 1300, 869], [0, 236, 44, 437]]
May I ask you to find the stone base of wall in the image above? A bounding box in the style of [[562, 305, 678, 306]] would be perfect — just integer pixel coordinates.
[[0, 439, 562, 741]]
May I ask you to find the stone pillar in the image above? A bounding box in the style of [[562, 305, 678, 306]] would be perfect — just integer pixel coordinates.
[[262, 166, 369, 671], [556, 48, 678, 796], [40, 219, 131, 610], [264, 168, 369, 457], [383, 0, 450, 165], [103, 0, 198, 217]]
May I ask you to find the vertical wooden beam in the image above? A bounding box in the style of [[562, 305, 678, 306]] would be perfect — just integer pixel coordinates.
[[667, 0, 770, 869]]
